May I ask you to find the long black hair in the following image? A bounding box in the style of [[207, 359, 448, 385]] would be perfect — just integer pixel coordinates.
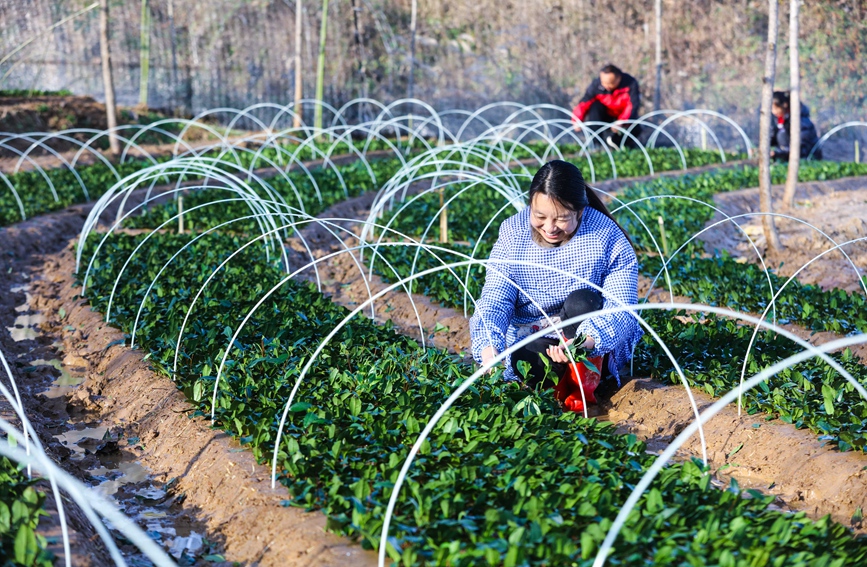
[[528, 160, 632, 245]]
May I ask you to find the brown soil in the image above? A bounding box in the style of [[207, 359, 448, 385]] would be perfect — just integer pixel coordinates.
[[0, 95, 110, 135], [608, 379, 867, 529], [700, 176, 867, 293], [282, 189, 472, 355], [0, 93, 220, 169], [33, 249, 377, 567], [0, 130, 247, 176]]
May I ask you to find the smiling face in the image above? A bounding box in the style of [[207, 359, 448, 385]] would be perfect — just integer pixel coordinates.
[[530, 193, 581, 245]]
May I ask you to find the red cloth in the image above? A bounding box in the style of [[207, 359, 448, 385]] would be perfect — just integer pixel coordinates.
[[572, 86, 635, 123], [554, 356, 604, 413]]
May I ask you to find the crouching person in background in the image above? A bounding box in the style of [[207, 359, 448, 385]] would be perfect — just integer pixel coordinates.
[[771, 90, 822, 161]]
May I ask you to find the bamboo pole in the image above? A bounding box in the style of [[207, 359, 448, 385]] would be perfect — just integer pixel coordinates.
[[408, 0, 418, 102], [350, 0, 370, 111], [168, 0, 178, 105], [139, 0, 151, 108], [178, 195, 184, 234], [657, 216, 672, 291], [293, 0, 304, 129], [653, 0, 662, 111], [99, 0, 120, 157], [439, 189, 448, 244], [313, 0, 329, 132]]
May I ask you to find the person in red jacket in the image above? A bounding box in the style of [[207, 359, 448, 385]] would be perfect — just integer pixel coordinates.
[[572, 64, 642, 149]]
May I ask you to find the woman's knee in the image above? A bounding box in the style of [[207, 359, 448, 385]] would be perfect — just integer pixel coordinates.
[[563, 288, 604, 318], [560, 289, 603, 339]]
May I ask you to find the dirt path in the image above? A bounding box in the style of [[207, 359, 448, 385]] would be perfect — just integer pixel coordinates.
[[33, 249, 377, 567], [699, 176, 867, 293], [0, 131, 259, 175], [608, 379, 867, 529]]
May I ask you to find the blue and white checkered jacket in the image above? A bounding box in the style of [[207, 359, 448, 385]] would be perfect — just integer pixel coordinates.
[[469, 206, 643, 382]]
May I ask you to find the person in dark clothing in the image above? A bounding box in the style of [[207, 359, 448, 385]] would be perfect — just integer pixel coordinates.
[[572, 64, 642, 149], [770, 91, 822, 161]]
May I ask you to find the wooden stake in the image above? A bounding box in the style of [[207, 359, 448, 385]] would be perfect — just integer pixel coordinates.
[[178, 194, 184, 234], [782, 0, 802, 208], [758, 0, 783, 250], [856, 140, 861, 164], [658, 215, 672, 291], [99, 0, 120, 157], [439, 189, 448, 244], [657, 215, 669, 256]]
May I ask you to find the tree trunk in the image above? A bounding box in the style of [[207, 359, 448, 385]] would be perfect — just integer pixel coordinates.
[[168, 0, 179, 111], [139, 0, 151, 108], [350, 0, 368, 102], [782, 0, 801, 207], [407, 0, 417, 102], [653, 0, 662, 111], [759, 0, 783, 251], [293, 0, 304, 128], [313, 0, 329, 131], [99, 0, 120, 157]]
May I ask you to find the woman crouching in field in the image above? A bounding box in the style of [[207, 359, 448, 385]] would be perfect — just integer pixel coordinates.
[[469, 160, 643, 411]]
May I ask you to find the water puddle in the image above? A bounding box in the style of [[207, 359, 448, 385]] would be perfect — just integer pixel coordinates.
[[7, 281, 224, 563], [54, 424, 110, 459], [14, 294, 32, 312], [29, 359, 85, 398], [96, 459, 215, 563], [7, 284, 44, 341], [90, 461, 150, 497], [7, 313, 44, 341]]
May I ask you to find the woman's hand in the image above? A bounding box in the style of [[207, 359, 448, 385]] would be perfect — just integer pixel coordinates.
[[546, 341, 571, 364], [481, 346, 498, 370], [546, 336, 596, 363]]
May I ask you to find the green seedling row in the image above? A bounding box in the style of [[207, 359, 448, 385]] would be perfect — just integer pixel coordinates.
[[78, 230, 867, 566]]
